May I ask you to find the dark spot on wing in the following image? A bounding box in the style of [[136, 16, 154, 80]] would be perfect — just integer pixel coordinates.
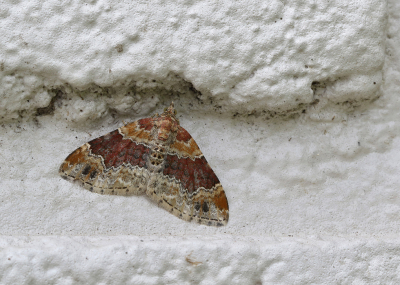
[[202, 202, 209, 213], [82, 165, 91, 176]]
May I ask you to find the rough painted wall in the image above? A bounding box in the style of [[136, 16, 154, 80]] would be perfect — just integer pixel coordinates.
[[0, 0, 385, 122], [1, 0, 399, 284]]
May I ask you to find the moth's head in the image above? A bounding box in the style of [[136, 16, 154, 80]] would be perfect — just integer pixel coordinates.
[[162, 102, 178, 120]]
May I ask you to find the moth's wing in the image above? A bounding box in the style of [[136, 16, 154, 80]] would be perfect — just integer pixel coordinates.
[[146, 126, 229, 226], [59, 118, 154, 195]]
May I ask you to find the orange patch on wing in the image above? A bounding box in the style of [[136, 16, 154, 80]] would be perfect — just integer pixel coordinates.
[[170, 138, 203, 158], [120, 121, 152, 143], [60, 143, 106, 177], [61, 144, 90, 169], [191, 184, 228, 217], [211, 185, 229, 212]]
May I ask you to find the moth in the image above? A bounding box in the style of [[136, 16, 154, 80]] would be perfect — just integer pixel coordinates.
[[59, 103, 229, 226]]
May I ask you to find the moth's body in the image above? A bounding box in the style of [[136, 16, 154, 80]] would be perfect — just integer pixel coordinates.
[[59, 103, 229, 226]]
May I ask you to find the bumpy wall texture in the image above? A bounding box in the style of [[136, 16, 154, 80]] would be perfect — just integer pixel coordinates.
[[0, 0, 385, 122], [1, 0, 400, 284]]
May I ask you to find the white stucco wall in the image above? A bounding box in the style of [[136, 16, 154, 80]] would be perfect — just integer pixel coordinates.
[[1, 0, 399, 283]]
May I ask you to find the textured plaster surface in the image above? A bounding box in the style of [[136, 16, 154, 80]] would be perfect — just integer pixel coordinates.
[[2, 236, 400, 284], [0, 0, 386, 121], [1, 0, 399, 284]]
